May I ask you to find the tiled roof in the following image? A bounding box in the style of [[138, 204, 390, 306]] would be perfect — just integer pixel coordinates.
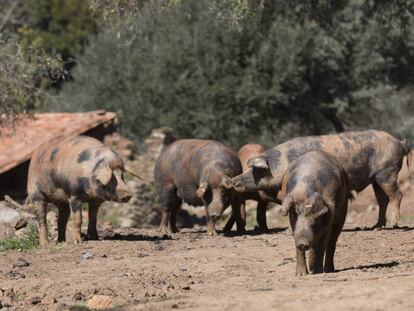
[[0, 110, 117, 174]]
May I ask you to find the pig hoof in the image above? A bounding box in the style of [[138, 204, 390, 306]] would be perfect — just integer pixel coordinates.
[[371, 223, 385, 230], [171, 227, 180, 234], [207, 230, 218, 236], [388, 222, 399, 229], [73, 235, 83, 244], [158, 227, 170, 235], [87, 234, 99, 241], [40, 240, 49, 248], [254, 225, 269, 233], [295, 271, 308, 276]]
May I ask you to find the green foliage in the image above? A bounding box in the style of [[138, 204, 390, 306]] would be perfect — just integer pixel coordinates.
[[18, 0, 96, 61], [0, 224, 39, 252], [0, 34, 43, 118], [48, 0, 414, 146]]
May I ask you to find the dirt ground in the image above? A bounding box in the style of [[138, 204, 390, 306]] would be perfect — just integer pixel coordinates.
[[2, 221, 414, 311], [2, 164, 414, 310]]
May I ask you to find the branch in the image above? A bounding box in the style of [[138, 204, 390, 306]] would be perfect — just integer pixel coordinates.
[[0, 0, 19, 33]]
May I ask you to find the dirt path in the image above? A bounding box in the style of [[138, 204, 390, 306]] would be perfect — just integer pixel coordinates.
[[1, 225, 414, 311]]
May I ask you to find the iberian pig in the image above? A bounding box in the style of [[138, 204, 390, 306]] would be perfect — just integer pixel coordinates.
[[27, 135, 140, 247], [223, 144, 277, 232], [154, 139, 244, 236], [232, 130, 411, 228], [280, 151, 350, 275]]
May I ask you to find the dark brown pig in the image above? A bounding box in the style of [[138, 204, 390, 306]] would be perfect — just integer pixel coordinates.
[[27, 135, 140, 247], [280, 151, 350, 275], [231, 130, 411, 228], [154, 139, 244, 236], [223, 144, 277, 232]]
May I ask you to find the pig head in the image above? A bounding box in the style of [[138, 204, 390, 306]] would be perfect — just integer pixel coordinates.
[[281, 194, 331, 251], [196, 171, 234, 221], [231, 154, 279, 200]]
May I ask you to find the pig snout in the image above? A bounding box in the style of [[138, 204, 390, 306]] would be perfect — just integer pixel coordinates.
[[116, 184, 132, 202], [232, 176, 246, 192], [297, 240, 311, 251]]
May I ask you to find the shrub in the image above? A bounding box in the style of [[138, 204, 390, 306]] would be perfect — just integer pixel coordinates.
[[0, 224, 39, 252], [49, 0, 414, 147]]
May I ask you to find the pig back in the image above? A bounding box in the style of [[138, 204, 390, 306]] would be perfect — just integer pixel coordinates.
[[266, 130, 404, 192], [27, 136, 110, 200], [154, 139, 241, 203]]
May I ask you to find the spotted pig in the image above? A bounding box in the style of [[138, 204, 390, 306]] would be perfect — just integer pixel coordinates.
[[154, 139, 244, 236], [232, 130, 411, 228], [27, 135, 140, 247], [280, 151, 350, 275]]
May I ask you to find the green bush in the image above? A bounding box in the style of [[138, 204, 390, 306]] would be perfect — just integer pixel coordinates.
[[0, 35, 42, 118], [0, 224, 39, 252], [48, 0, 414, 147]]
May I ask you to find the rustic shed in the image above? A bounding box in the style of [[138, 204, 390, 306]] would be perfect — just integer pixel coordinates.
[[0, 110, 118, 201]]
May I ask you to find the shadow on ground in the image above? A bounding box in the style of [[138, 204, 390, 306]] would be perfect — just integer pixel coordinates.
[[338, 260, 399, 272], [343, 225, 414, 232]]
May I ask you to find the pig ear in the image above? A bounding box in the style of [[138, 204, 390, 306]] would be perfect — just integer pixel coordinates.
[[247, 156, 268, 169], [310, 194, 329, 219], [124, 164, 144, 180], [197, 181, 208, 198], [220, 176, 233, 189], [95, 162, 113, 185], [280, 195, 293, 216]]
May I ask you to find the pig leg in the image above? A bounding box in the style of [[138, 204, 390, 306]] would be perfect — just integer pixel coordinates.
[[256, 201, 269, 232], [295, 248, 308, 276], [158, 185, 180, 235], [222, 212, 236, 232], [69, 197, 83, 244], [31, 200, 49, 248], [204, 205, 217, 236], [372, 183, 389, 229], [87, 200, 101, 240], [373, 179, 401, 228], [325, 202, 347, 273], [159, 208, 170, 235], [309, 238, 326, 274], [169, 203, 181, 233], [223, 199, 246, 233], [324, 228, 342, 273], [56, 202, 70, 243], [232, 198, 246, 234], [222, 204, 239, 232]]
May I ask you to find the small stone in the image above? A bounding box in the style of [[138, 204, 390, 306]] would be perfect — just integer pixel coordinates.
[[154, 245, 164, 251], [87, 295, 113, 310], [137, 253, 149, 258], [181, 286, 191, 290], [82, 251, 94, 260], [101, 254, 107, 258], [42, 296, 57, 305], [12, 258, 30, 268], [172, 303, 179, 308], [30, 296, 42, 305], [6, 270, 25, 279], [179, 267, 187, 272], [73, 292, 85, 301]]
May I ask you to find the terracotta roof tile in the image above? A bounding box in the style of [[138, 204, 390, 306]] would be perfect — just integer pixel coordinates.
[[0, 110, 117, 174]]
